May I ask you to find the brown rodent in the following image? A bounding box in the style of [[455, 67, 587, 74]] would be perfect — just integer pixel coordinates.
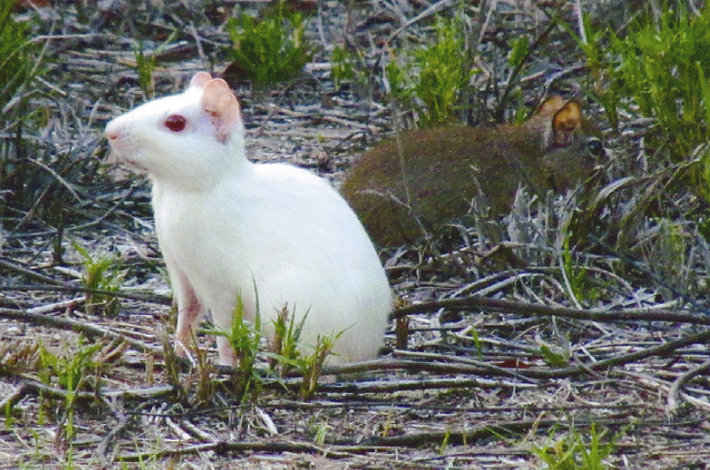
[[341, 96, 606, 247]]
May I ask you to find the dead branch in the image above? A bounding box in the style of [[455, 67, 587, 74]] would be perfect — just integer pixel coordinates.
[[516, 328, 710, 379], [360, 416, 697, 448], [322, 328, 710, 385], [0, 369, 176, 405], [0, 307, 163, 354], [667, 359, 710, 413], [0, 383, 32, 411], [95, 412, 134, 465], [0, 374, 96, 403], [0, 257, 65, 285], [394, 295, 710, 326], [117, 440, 366, 462], [0, 284, 171, 305], [313, 376, 536, 394], [363, 418, 561, 447], [319, 357, 536, 380]]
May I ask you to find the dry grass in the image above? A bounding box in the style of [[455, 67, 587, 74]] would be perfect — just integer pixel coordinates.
[[1, 1, 709, 468]]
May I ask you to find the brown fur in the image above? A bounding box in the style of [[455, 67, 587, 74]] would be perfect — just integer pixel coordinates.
[[341, 98, 605, 247]]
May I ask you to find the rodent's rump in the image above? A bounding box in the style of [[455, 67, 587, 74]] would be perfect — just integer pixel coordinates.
[[341, 97, 606, 247], [105, 72, 392, 366]]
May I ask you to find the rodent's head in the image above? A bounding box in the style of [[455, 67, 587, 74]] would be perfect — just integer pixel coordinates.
[[536, 96, 607, 190], [104, 72, 246, 190]]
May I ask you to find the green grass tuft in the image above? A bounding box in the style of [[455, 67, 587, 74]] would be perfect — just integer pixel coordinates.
[[386, 14, 477, 126], [0, 0, 40, 116], [225, 1, 313, 86], [38, 336, 103, 442], [575, 2, 710, 202], [74, 242, 124, 316], [532, 423, 617, 470]]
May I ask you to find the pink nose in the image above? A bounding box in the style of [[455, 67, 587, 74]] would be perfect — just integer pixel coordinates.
[[104, 121, 121, 141]]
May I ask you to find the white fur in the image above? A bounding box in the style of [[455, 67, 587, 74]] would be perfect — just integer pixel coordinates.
[[105, 76, 392, 365]]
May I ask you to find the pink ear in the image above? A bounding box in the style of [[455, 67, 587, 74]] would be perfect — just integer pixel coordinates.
[[189, 72, 213, 89], [201, 78, 242, 144]]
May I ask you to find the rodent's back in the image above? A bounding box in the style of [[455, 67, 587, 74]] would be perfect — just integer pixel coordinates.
[[341, 99, 604, 246], [154, 160, 391, 364], [248, 166, 391, 363], [342, 125, 543, 246]]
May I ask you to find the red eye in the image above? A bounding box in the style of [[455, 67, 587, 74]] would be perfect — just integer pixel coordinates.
[[164, 114, 186, 132]]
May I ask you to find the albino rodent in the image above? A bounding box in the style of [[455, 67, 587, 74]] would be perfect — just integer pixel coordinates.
[[105, 72, 392, 366], [341, 96, 606, 247]]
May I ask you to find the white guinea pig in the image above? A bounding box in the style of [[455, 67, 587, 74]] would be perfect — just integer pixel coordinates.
[[105, 72, 392, 366]]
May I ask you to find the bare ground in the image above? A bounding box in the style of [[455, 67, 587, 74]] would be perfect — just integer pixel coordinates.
[[1, 1, 710, 468]]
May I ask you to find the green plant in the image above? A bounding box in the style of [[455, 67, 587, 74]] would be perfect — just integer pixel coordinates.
[[209, 296, 263, 397], [0, 0, 47, 222], [74, 242, 124, 316], [225, 1, 313, 86], [15, 429, 48, 469], [330, 44, 371, 91], [612, 3, 710, 152], [0, 0, 41, 118], [313, 420, 329, 445], [561, 233, 594, 303], [173, 325, 217, 407], [578, 2, 710, 200], [209, 296, 343, 400], [549, 7, 620, 133], [505, 36, 533, 125], [297, 334, 336, 400], [135, 42, 156, 98], [539, 344, 569, 368], [118, 436, 162, 469], [134, 32, 177, 98], [532, 423, 617, 469], [264, 306, 342, 399], [385, 15, 477, 126], [268, 304, 307, 375], [643, 218, 695, 298], [194, 351, 216, 407], [469, 327, 483, 360], [330, 45, 355, 89], [438, 428, 451, 455], [38, 336, 102, 441]]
